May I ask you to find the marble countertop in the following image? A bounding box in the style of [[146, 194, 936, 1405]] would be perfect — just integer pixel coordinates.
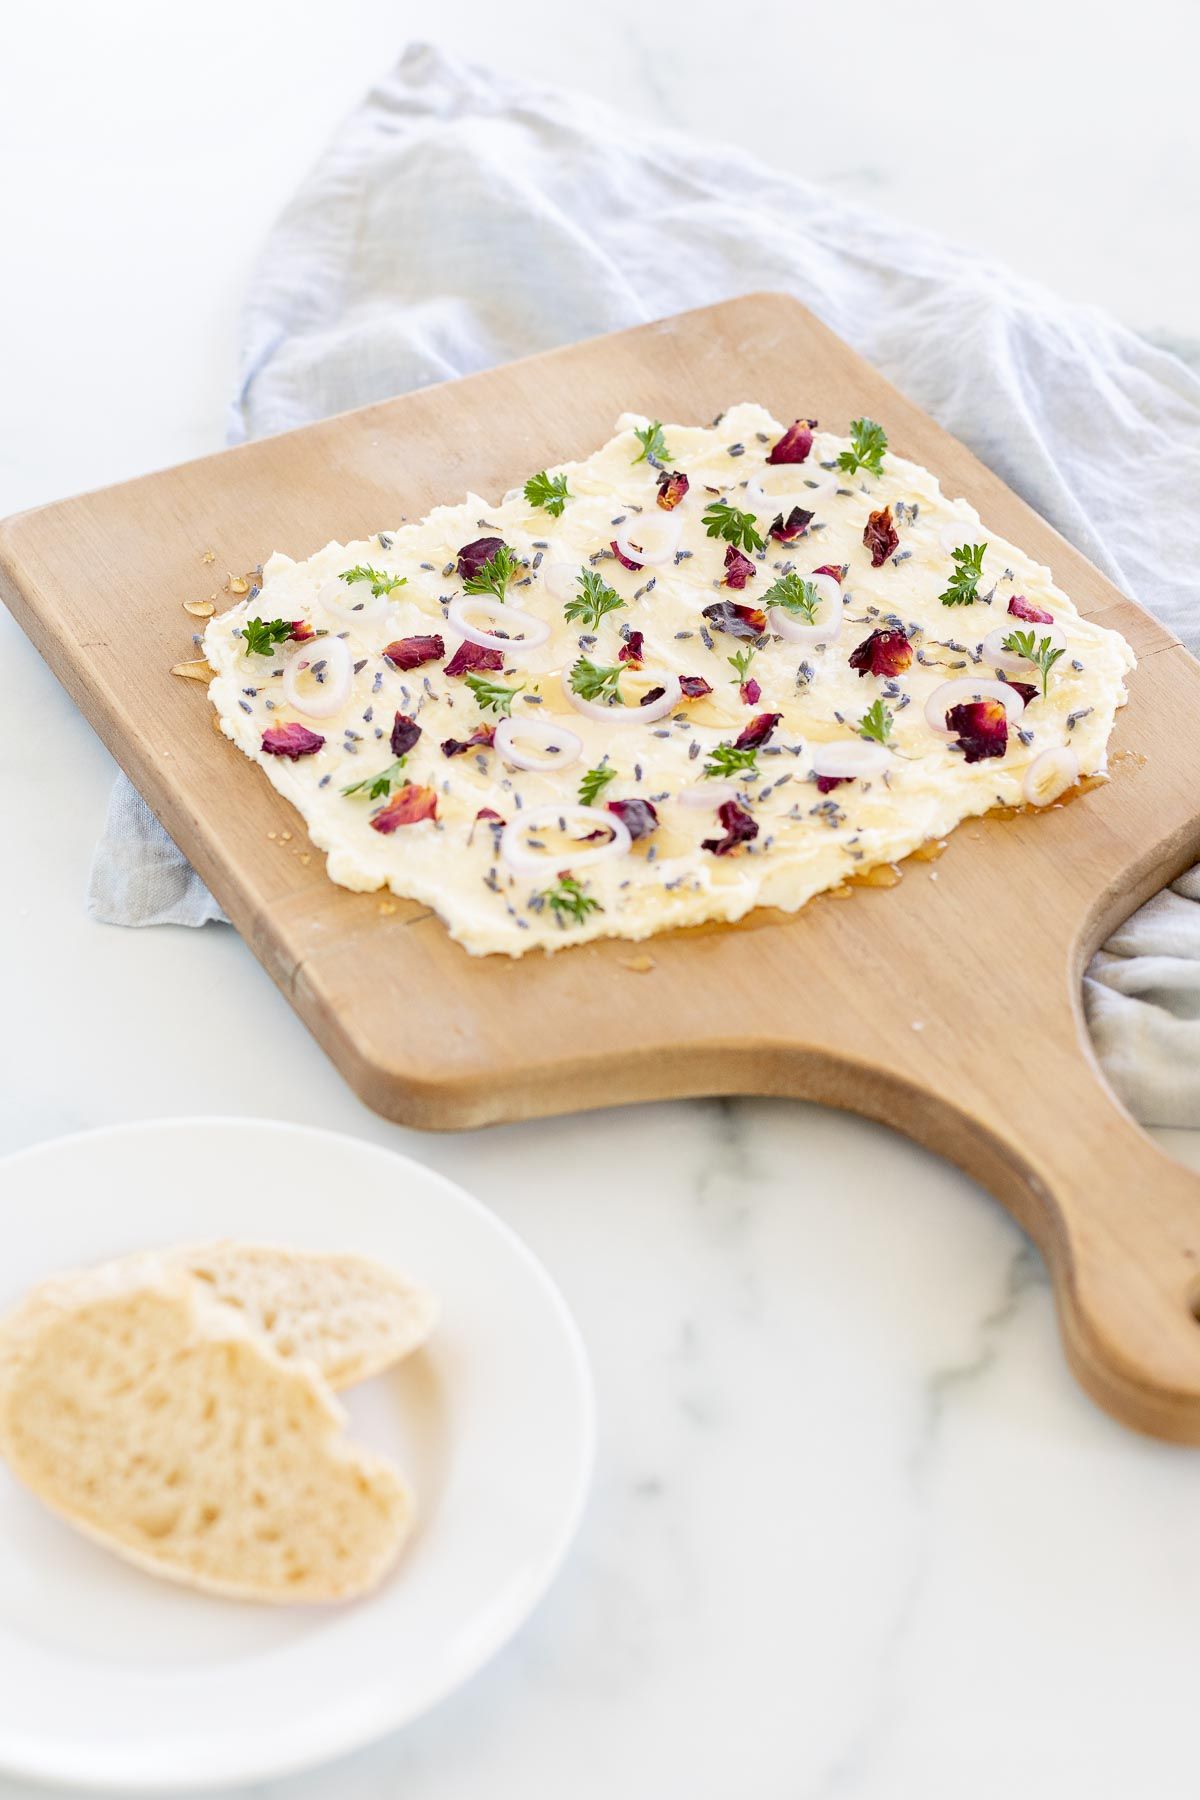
[[3, 6, 1200, 1796]]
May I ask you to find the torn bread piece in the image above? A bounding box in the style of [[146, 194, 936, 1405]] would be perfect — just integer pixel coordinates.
[[0, 1258, 412, 1603], [171, 1241, 438, 1390]]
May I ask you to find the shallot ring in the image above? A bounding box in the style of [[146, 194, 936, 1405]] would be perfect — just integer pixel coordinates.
[[281, 633, 353, 719], [677, 781, 739, 807], [317, 574, 391, 629], [768, 572, 843, 646], [612, 509, 684, 568], [560, 668, 683, 725], [447, 596, 551, 659], [809, 740, 891, 780], [1022, 745, 1079, 807], [494, 714, 583, 773], [500, 804, 632, 876], [924, 677, 1025, 735]]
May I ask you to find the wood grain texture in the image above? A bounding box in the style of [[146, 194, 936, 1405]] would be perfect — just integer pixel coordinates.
[[5, 293, 1200, 1440]]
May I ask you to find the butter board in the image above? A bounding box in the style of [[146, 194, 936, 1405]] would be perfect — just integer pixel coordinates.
[[6, 293, 1200, 1441]]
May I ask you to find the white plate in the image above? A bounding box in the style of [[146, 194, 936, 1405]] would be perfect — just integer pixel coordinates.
[[0, 1118, 594, 1793]]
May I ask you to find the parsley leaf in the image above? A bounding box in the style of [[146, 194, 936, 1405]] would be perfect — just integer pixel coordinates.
[[704, 742, 759, 780], [632, 420, 669, 464], [464, 672, 524, 716], [463, 544, 519, 605], [727, 646, 757, 685], [762, 572, 820, 622], [341, 758, 408, 800], [1001, 629, 1066, 698], [524, 469, 571, 516], [539, 872, 602, 925], [578, 762, 617, 806], [857, 699, 894, 746], [836, 417, 888, 479], [939, 542, 987, 607], [241, 617, 296, 657], [569, 657, 625, 705], [564, 567, 626, 631], [702, 500, 766, 555], [340, 564, 407, 598]]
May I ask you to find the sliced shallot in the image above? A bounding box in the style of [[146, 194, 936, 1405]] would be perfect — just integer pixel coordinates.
[[938, 518, 984, 555], [924, 677, 1025, 735], [678, 781, 739, 807], [316, 574, 391, 629], [612, 508, 684, 568], [282, 633, 354, 719], [561, 667, 682, 725], [744, 477, 809, 517], [447, 596, 551, 659], [1022, 745, 1079, 806], [494, 714, 583, 773], [501, 804, 632, 876], [768, 572, 843, 646], [982, 622, 1067, 673], [810, 740, 891, 780], [541, 561, 581, 604]]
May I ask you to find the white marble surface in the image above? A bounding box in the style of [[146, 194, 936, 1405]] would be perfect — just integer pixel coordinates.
[[3, 5, 1200, 1796]]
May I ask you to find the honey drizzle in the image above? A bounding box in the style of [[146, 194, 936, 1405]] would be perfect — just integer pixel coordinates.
[[984, 773, 1106, 822], [826, 775, 1107, 902]]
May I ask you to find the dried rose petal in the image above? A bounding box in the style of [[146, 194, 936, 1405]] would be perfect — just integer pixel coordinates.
[[445, 639, 504, 677], [702, 798, 759, 856], [767, 419, 817, 466], [724, 545, 757, 589], [947, 699, 1008, 763], [287, 620, 316, 643], [370, 784, 439, 833], [734, 710, 782, 750], [619, 630, 645, 667], [656, 470, 689, 511], [863, 505, 900, 568], [702, 601, 766, 640], [812, 563, 844, 583], [390, 711, 422, 758], [383, 634, 445, 671], [639, 686, 667, 708], [606, 798, 659, 841], [457, 536, 505, 581], [679, 675, 714, 699], [441, 724, 496, 758], [815, 774, 847, 794], [1003, 678, 1039, 707], [740, 678, 762, 705], [261, 722, 324, 760], [769, 506, 813, 543], [1008, 594, 1055, 625], [849, 628, 912, 678], [476, 806, 504, 824], [611, 540, 642, 571]]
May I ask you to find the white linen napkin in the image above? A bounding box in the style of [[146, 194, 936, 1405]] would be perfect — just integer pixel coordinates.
[[88, 42, 1200, 1123]]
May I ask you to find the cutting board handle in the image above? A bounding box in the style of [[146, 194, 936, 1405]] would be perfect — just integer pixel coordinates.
[[945, 1019, 1200, 1443]]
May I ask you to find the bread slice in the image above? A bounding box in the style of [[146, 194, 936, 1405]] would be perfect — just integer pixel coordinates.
[[0, 1257, 412, 1602], [170, 1241, 438, 1389]]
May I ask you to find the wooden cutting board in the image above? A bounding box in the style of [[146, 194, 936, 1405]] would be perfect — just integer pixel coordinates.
[[5, 292, 1200, 1441]]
